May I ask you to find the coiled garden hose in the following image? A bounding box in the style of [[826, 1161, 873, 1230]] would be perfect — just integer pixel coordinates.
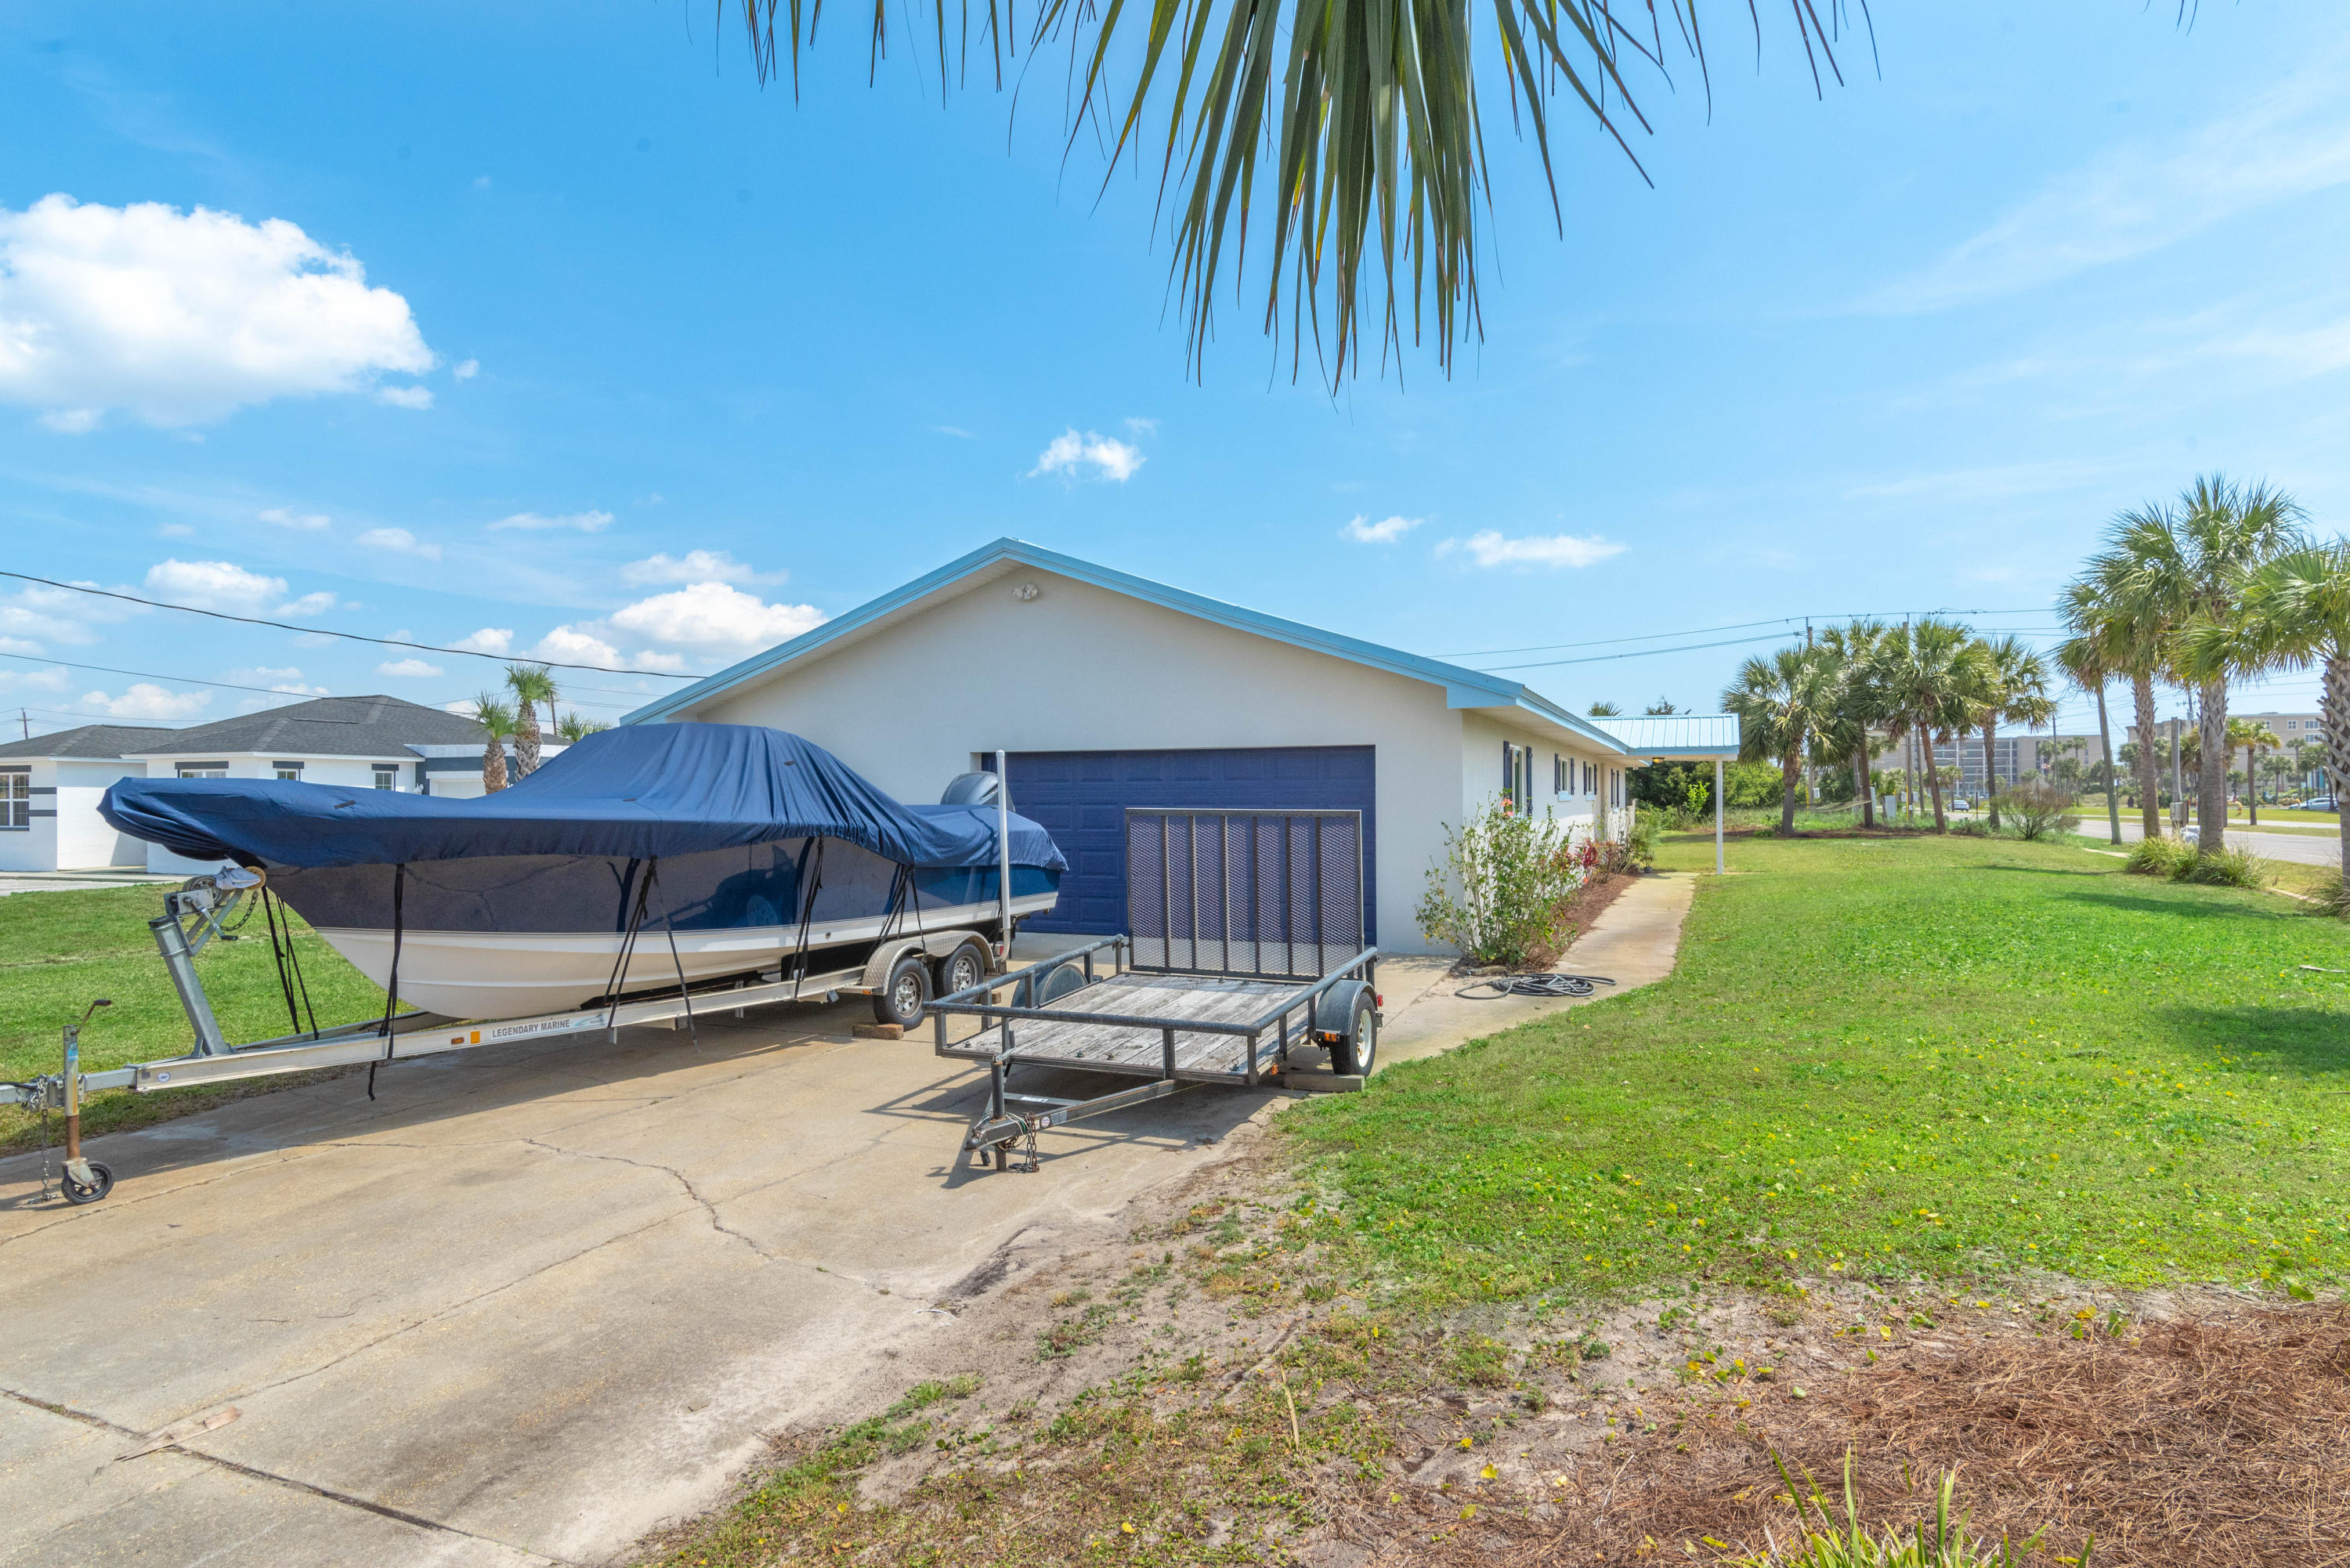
[[1454, 973, 1617, 999]]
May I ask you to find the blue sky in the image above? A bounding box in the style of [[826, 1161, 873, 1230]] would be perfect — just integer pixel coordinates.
[[3, 2, 2347, 739]]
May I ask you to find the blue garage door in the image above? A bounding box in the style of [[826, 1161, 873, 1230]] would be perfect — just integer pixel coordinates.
[[1004, 747, 1376, 941]]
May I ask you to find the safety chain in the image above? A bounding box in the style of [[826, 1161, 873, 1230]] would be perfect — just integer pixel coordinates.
[[999, 1114, 1040, 1174]]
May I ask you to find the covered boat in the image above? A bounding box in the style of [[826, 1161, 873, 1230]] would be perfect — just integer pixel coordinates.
[[99, 724, 1063, 1020]]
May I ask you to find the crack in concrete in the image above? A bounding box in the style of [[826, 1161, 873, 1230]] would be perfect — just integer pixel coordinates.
[[515, 1136, 779, 1263], [0, 1385, 572, 1565]]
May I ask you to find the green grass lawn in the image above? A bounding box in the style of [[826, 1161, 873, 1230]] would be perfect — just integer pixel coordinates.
[[0, 885, 392, 1151], [1292, 832, 2350, 1306]]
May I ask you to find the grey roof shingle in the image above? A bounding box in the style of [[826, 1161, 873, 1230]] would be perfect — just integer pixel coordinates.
[[123, 695, 488, 758], [0, 724, 179, 761]]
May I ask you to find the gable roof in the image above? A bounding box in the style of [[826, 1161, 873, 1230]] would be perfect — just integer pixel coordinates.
[[1593, 714, 1742, 759], [121, 695, 487, 759], [621, 537, 1634, 753], [0, 723, 176, 761]]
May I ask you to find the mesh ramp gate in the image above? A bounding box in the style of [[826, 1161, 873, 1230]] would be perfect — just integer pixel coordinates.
[[1125, 808, 1364, 980]]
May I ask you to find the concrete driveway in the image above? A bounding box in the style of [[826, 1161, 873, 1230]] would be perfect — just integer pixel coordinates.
[[0, 981, 1290, 1566], [0, 882, 1686, 1568]]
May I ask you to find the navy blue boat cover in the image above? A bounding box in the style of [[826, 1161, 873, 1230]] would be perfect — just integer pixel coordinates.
[[100, 723, 1066, 873]]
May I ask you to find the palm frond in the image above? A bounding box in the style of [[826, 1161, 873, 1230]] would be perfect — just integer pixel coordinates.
[[733, 0, 1867, 383]]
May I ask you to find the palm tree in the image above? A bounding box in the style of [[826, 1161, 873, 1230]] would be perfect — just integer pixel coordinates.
[[2065, 529, 2179, 843], [2056, 634, 2123, 845], [1970, 635, 2054, 832], [2191, 543, 2350, 901], [1814, 620, 1892, 829], [725, 5, 1860, 383], [1723, 645, 1834, 837], [504, 665, 558, 778], [471, 694, 515, 793], [2225, 716, 2282, 825], [554, 711, 611, 744], [1587, 700, 1622, 717], [1878, 619, 1986, 833], [2098, 475, 2305, 856]]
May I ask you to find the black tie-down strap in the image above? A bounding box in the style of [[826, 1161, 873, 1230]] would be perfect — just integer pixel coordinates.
[[368, 864, 407, 1100]]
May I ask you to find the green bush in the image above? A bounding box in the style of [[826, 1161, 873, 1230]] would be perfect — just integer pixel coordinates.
[[2178, 846, 2269, 889], [1624, 812, 1660, 869], [1721, 1454, 2075, 1568], [2121, 836, 2268, 889], [2123, 837, 2194, 877], [1415, 800, 1586, 965], [2001, 777, 2080, 842], [1946, 818, 1992, 837]]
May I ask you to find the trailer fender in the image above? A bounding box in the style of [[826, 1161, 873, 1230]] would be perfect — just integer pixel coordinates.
[[859, 931, 985, 993]]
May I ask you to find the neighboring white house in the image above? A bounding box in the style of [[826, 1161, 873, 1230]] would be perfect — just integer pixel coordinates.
[[620, 537, 1723, 956], [0, 695, 529, 875], [0, 724, 179, 873]]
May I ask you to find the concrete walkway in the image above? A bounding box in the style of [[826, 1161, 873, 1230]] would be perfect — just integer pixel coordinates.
[[0, 887, 1702, 1566], [1378, 870, 1697, 1069]]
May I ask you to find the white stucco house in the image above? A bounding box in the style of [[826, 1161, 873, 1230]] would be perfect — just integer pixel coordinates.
[[0, 696, 532, 875], [621, 538, 1735, 956], [0, 724, 179, 873]]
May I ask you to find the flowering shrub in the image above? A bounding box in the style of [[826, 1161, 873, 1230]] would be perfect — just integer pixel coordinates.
[[1415, 800, 1590, 966]]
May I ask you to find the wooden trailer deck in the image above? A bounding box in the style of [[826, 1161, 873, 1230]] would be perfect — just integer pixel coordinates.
[[936, 970, 1303, 1083]]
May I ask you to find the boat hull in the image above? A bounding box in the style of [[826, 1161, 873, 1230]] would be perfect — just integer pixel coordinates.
[[266, 837, 1060, 1021]]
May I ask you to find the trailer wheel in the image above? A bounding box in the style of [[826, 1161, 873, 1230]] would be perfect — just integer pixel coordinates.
[[934, 941, 986, 999], [1331, 990, 1377, 1077], [61, 1162, 113, 1205], [874, 953, 933, 1028]]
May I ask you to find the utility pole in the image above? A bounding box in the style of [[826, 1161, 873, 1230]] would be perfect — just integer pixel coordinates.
[[16, 708, 25, 741]]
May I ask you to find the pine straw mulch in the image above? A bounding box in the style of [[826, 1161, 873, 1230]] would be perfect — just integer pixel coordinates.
[[1321, 1305, 2350, 1566]]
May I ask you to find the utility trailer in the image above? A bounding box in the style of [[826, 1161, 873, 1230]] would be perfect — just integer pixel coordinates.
[[928, 936, 1380, 1171], [0, 871, 1003, 1205]]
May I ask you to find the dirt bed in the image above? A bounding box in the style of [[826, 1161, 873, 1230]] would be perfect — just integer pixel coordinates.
[[637, 1138, 2349, 1567]]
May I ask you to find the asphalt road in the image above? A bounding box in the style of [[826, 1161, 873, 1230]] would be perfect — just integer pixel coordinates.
[[2086, 813, 2345, 867]]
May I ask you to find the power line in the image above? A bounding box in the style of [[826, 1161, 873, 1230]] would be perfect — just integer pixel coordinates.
[[0, 571, 702, 680], [0, 648, 653, 714], [1439, 607, 2051, 660]]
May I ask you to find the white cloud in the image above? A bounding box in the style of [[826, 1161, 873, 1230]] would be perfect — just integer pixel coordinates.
[[0, 194, 432, 427], [619, 549, 783, 587], [1028, 428, 1146, 483], [225, 665, 305, 683], [452, 358, 479, 380], [450, 627, 514, 656], [930, 424, 976, 439], [259, 506, 331, 531], [1869, 70, 2350, 313], [157, 522, 194, 538], [377, 657, 443, 677], [376, 385, 432, 410], [145, 558, 286, 615], [78, 683, 211, 720], [0, 663, 71, 692], [0, 577, 136, 652], [356, 526, 443, 562], [1341, 514, 1422, 544], [1123, 416, 1159, 436], [1437, 531, 1626, 570], [487, 509, 613, 533], [144, 558, 341, 617], [526, 584, 826, 673]]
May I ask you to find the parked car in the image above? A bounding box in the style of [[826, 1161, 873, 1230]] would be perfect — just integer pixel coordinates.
[[2296, 796, 2338, 813], [1948, 797, 1973, 812]]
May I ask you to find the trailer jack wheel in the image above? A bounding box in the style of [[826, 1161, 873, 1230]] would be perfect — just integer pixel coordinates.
[[61, 1160, 113, 1205]]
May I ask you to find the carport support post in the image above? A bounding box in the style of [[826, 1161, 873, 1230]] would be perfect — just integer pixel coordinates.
[[1714, 758, 1725, 875]]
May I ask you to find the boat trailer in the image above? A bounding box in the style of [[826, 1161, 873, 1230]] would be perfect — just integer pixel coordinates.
[[1, 870, 957, 1204], [927, 934, 1380, 1171]]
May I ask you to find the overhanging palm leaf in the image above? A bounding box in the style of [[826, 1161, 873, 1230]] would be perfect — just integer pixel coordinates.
[[732, 0, 1870, 382]]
